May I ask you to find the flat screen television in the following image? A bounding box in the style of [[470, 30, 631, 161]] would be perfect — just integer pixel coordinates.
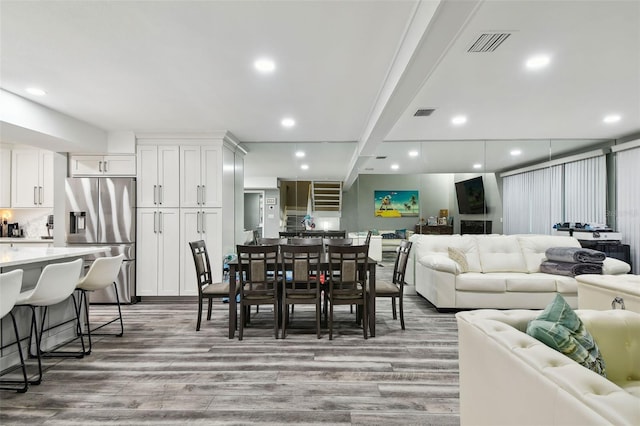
[[455, 176, 486, 214]]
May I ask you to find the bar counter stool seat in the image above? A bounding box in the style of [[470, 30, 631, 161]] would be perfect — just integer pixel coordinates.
[[76, 254, 125, 354], [15, 258, 84, 385], [0, 270, 29, 393]]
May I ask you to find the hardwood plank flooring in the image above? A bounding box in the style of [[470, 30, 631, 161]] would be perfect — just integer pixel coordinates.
[[0, 262, 459, 425]]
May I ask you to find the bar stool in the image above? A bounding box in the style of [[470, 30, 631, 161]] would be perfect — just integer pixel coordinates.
[[0, 270, 29, 393], [15, 258, 84, 385], [76, 254, 125, 354]]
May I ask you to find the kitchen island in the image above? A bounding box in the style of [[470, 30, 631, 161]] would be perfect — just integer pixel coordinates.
[[0, 246, 108, 372]]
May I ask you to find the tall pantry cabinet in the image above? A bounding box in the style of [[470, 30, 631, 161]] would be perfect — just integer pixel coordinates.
[[136, 134, 243, 298]]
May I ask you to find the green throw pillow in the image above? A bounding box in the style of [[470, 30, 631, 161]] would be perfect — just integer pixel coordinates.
[[526, 294, 606, 377]]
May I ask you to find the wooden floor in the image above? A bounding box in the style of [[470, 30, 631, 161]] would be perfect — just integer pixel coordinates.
[[0, 262, 460, 425]]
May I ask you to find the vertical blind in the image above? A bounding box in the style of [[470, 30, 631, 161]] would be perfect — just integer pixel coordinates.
[[563, 156, 607, 224], [503, 165, 562, 235], [616, 147, 640, 274], [504, 155, 606, 235]]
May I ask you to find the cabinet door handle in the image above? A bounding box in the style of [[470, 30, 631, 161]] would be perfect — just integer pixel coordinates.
[[159, 211, 163, 233], [99, 161, 103, 172], [196, 211, 200, 233], [196, 185, 201, 205], [104, 161, 108, 172], [39, 186, 43, 204], [201, 185, 206, 205], [201, 212, 206, 233], [159, 185, 163, 205], [153, 185, 157, 205], [33, 186, 38, 205], [153, 211, 157, 233]]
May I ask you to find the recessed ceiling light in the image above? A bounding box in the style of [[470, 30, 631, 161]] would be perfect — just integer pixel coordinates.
[[281, 117, 295, 128], [451, 115, 467, 125], [510, 149, 522, 156], [300, 164, 309, 170], [409, 150, 419, 157], [525, 55, 550, 70], [473, 163, 482, 169], [603, 114, 621, 124], [26, 87, 46, 96], [391, 164, 399, 170], [254, 58, 275, 73], [295, 151, 305, 158]]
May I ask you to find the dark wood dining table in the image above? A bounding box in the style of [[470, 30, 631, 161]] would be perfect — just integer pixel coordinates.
[[226, 253, 377, 339]]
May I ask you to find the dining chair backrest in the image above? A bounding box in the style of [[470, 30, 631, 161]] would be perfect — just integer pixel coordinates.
[[289, 237, 323, 246], [189, 240, 213, 292], [252, 229, 260, 245], [364, 230, 372, 246], [280, 244, 323, 290], [327, 244, 369, 287], [22, 258, 83, 306], [77, 254, 125, 291], [323, 238, 353, 248], [257, 237, 287, 245], [237, 244, 279, 293], [0, 269, 24, 319], [393, 240, 413, 286]]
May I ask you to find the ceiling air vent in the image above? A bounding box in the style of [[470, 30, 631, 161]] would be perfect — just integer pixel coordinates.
[[468, 33, 511, 53], [375, 156, 387, 160], [414, 108, 435, 117]]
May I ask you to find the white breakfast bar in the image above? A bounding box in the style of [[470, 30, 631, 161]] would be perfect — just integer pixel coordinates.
[[0, 246, 108, 371]]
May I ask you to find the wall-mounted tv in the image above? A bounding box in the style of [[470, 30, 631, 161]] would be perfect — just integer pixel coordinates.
[[455, 176, 486, 214]]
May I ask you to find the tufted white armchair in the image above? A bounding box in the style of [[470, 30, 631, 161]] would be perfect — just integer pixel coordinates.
[[456, 309, 640, 426]]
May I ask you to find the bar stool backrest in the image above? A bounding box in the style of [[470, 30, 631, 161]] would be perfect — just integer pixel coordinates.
[[77, 254, 125, 291], [0, 270, 23, 318], [22, 258, 83, 306]]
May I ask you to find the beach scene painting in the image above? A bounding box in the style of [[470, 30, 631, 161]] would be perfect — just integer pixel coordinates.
[[374, 190, 419, 217]]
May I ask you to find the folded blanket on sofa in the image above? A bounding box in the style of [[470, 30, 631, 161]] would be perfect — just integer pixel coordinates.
[[540, 260, 602, 277], [545, 247, 606, 264]]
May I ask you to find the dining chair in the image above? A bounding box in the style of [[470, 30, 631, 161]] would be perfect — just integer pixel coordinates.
[[0, 270, 29, 393], [189, 240, 234, 332], [289, 237, 323, 246], [280, 244, 323, 339], [326, 244, 369, 340], [364, 230, 373, 246], [236, 244, 280, 340], [76, 254, 125, 354], [15, 258, 84, 385], [257, 237, 287, 245], [367, 240, 412, 330]]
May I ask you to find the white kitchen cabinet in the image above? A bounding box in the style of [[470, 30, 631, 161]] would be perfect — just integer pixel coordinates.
[[0, 147, 10, 207], [69, 155, 136, 176], [136, 208, 180, 296], [180, 145, 222, 208], [137, 145, 180, 208], [179, 208, 222, 296], [11, 149, 53, 208]]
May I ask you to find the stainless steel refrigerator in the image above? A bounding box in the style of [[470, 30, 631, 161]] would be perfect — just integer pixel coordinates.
[[65, 177, 136, 303]]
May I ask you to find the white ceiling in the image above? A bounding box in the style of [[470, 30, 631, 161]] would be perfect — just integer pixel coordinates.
[[1, 0, 639, 183]]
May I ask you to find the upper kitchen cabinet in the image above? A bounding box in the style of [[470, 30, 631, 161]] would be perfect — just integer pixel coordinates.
[[137, 145, 180, 208], [0, 147, 10, 207], [69, 154, 136, 176], [180, 144, 222, 208], [11, 149, 53, 207]]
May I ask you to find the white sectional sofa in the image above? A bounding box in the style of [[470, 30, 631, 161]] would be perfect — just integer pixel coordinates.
[[406, 234, 631, 310], [456, 309, 640, 425]]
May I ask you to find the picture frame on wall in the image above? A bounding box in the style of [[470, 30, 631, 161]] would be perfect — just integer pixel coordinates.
[[374, 190, 419, 218]]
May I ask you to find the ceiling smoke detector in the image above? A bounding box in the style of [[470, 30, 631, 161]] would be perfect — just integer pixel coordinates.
[[414, 108, 435, 117], [468, 33, 511, 52]]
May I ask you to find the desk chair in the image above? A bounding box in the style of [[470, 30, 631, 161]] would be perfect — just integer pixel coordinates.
[[0, 270, 28, 393], [76, 254, 125, 354], [15, 258, 84, 385]]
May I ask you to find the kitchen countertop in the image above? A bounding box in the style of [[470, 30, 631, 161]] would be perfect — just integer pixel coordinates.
[[0, 246, 108, 268], [0, 237, 53, 243]]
